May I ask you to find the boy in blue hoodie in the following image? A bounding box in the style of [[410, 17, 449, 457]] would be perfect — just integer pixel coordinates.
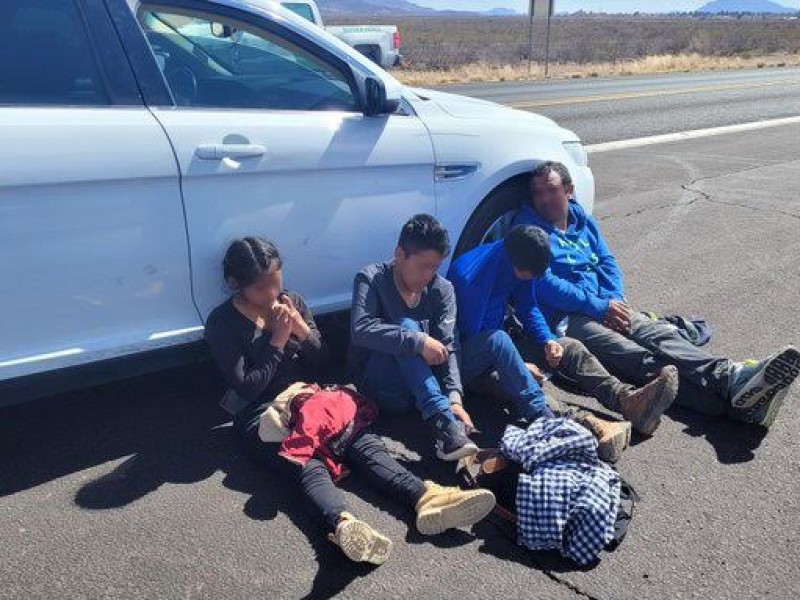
[[512, 160, 800, 430], [449, 225, 678, 451]]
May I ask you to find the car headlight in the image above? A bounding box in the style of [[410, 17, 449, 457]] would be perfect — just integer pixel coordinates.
[[563, 141, 588, 167]]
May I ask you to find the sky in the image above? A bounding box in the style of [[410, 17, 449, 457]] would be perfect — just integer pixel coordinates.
[[412, 0, 799, 13]]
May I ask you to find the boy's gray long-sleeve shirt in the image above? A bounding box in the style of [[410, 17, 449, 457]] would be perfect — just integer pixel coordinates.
[[348, 262, 464, 403]]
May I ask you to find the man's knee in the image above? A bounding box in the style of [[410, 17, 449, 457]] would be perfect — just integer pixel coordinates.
[[628, 311, 654, 334], [559, 337, 590, 359]]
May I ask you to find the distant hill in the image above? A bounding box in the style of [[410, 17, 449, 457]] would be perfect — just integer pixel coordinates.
[[484, 7, 520, 15], [315, 0, 434, 15], [316, 0, 520, 16], [697, 0, 797, 13]]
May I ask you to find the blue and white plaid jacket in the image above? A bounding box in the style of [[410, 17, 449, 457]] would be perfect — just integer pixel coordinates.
[[500, 418, 621, 565]]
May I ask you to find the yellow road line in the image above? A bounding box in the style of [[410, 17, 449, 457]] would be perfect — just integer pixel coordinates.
[[508, 78, 800, 109]]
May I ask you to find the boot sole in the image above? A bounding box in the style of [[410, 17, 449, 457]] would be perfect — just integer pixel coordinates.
[[730, 347, 800, 411], [336, 520, 393, 565], [735, 352, 800, 428], [598, 421, 632, 463], [416, 489, 496, 535], [436, 441, 479, 462], [759, 386, 789, 429], [634, 367, 679, 436]]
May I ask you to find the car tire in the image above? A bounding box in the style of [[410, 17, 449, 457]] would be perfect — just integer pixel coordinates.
[[453, 176, 529, 259]]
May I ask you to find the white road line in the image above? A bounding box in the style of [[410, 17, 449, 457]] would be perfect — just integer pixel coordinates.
[[586, 116, 800, 154]]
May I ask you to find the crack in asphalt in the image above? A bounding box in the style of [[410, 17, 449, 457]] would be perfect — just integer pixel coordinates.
[[684, 183, 800, 221], [540, 572, 602, 600], [596, 198, 700, 222], [596, 160, 800, 222]]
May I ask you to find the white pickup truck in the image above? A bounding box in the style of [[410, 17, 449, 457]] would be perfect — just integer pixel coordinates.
[[0, 0, 593, 403], [282, 1, 403, 68]]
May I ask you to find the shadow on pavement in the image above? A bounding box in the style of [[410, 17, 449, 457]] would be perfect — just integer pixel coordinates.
[[0, 362, 228, 500], [667, 405, 768, 464], [6, 346, 706, 597], [12, 364, 530, 597]]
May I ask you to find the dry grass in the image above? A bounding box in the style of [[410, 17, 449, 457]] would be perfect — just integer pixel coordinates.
[[327, 14, 800, 84], [394, 52, 800, 86]]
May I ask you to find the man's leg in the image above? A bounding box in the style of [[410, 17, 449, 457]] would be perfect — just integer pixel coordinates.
[[568, 312, 728, 416], [298, 457, 351, 534], [300, 456, 394, 565], [515, 332, 678, 436], [460, 330, 552, 420], [629, 313, 800, 425], [516, 334, 628, 411], [566, 313, 663, 386], [628, 312, 732, 401]]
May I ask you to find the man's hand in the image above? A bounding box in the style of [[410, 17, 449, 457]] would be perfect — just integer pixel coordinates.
[[278, 294, 310, 341], [451, 404, 477, 435], [421, 335, 449, 366], [604, 300, 632, 334], [544, 340, 564, 369], [525, 362, 546, 385]]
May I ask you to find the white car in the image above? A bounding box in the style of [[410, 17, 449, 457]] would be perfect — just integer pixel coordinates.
[[0, 0, 593, 401]]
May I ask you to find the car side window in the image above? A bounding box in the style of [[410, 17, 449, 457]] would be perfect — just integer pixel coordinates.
[[0, 0, 110, 106], [138, 10, 359, 112]]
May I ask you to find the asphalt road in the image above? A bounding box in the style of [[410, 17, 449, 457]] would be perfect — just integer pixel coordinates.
[[2, 114, 800, 598], [436, 66, 800, 144]]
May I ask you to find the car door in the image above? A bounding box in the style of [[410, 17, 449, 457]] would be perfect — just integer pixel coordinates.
[[0, 0, 198, 384], [133, 1, 436, 319]]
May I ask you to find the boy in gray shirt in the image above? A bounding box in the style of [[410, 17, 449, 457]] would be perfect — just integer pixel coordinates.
[[348, 214, 478, 461]]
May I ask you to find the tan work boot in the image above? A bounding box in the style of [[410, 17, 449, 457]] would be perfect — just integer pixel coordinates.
[[330, 512, 392, 565], [617, 366, 679, 436], [415, 481, 496, 535], [576, 413, 632, 463]]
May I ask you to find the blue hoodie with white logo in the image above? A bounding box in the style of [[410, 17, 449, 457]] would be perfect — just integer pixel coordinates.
[[512, 200, 625, 330]]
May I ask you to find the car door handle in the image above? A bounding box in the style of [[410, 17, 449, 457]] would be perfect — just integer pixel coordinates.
[[195, 143, 266, 160]]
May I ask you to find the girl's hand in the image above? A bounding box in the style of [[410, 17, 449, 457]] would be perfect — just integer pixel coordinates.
[[269, 303, 294, 349], [278, 293, 310, 341]]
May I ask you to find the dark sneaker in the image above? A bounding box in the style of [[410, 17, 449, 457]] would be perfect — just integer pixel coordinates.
[[617, 366, 679, 436], [428, 413, 478, 462], [729, 346, 800, 428], [729, 346, 800, 406]]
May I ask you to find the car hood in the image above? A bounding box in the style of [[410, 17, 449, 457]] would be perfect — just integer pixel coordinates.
[[407, 87, 562, 130]]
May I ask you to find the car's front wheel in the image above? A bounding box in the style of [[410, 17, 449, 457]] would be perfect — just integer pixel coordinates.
[[453, 176, 529, 259]]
